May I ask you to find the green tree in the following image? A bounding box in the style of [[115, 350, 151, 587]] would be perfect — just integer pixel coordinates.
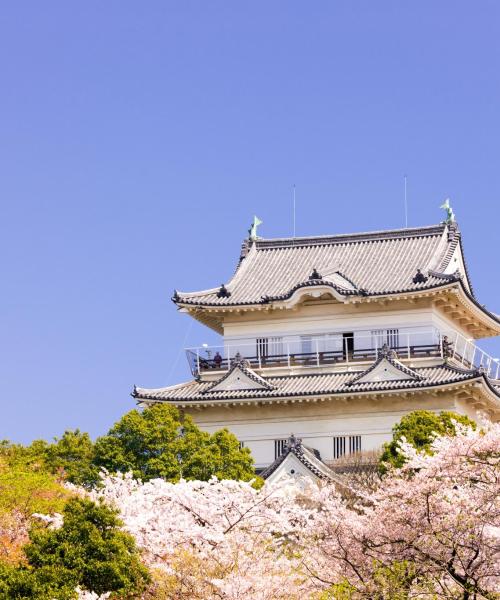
[[8, 497, 150, 599], [93, 403, 256, 483], [380, 410, 475, 471], [44, 430, 98, 486], [1, 430, 98, 487]]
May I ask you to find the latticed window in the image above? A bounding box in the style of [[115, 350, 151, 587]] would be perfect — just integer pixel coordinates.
[[257, 337, 283, 358], [349, 435, 362, 454], [274, 439, 287, 459], [333, 435, 362, 459], [371, 328, 400, 350], [333, 436, 346, 459]]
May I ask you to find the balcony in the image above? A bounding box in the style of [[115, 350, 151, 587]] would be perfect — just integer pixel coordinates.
[[186, 329, 499, 379]]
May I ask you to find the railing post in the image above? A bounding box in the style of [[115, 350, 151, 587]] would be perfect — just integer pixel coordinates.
[[315, 339, 320, 366], [257, 346, 262, 369], [287, 343, 290, 369], [227, 347, 231, 371], [196, 349, 200, 375], [462, 340, 469, 366], [407, 333, 410, 359], [345, 336, 349, 364], [452, 333, 459, 360], [470, 345, 476, 369], [495, 360, 500, 379], [439, 332, 444, 359]]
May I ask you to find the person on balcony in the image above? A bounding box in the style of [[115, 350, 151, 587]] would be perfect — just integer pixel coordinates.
[[213, 351, 223, 368]]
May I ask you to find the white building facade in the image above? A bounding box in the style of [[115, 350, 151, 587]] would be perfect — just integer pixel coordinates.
[[134, 221, 500, 470]]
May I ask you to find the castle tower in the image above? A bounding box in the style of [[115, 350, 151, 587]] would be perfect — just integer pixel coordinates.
[[133, 220, 500, 471]]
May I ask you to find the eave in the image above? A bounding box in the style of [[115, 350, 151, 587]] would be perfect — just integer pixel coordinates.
[[176, 280, 500, 338], [134, 376, 500, 420]]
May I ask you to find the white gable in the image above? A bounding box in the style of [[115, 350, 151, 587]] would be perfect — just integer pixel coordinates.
[[209, 366, 269, 392], [354, 358, 416, 384], [264, 453, 321, 487]]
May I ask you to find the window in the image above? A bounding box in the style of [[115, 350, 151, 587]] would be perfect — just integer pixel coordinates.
[[300, 335, 312, 354], [274, 439, 287, 459], [256, 337, 268, 358], [349, 435, 362, 454], [387, 329, 400, 349], [333, 436, 346, 459], [256, 337, 283, 358], [371, 329, 400, 351], [238, 441, 245, 450], [269, 336, 284, 356], [333, 435, 362, 459]]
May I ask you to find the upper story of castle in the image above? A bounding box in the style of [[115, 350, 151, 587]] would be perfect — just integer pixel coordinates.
[[172, 220, 500, 382]]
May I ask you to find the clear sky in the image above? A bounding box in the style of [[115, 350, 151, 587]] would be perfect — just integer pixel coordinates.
[[1, 2, 499, 443]]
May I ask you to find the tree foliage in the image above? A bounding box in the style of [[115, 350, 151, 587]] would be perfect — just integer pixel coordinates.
[[379, 410, 475, 470], [92, 404, 256, 483], [0, 498, 149, 599], [1, 405, 257, 488]]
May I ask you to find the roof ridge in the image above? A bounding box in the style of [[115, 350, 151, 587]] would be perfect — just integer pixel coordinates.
[[254, 223, 447, 250]]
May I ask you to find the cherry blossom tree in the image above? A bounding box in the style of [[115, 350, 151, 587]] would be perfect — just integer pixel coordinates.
[[90, 421, 499, 599]]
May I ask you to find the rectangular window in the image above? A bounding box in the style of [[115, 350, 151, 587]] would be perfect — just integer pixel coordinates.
[[333, 435, 362, 459], [333, 436, 346, 459], [256, 338, 268, 359], [268, 336, 283, 356], [257, 337, 283, 358], [371, 329, 385, 350], [300, 335, 313, 354], [371, 329, 400, 351], [349, 435, 362, 454], [274, 439, 287, 459], [387, 329, 400, 350]]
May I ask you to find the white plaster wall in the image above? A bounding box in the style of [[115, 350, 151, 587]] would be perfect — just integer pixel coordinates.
[[187, 393, 460, 468], [222, 303, 444, 358], [223, 304, 437, 340]]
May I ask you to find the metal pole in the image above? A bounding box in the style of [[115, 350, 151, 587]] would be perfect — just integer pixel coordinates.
[[470, 345, 476, 369], [452, 333, 459, 360], [462, 340, 469, 366], [315, 339, 319, 367]]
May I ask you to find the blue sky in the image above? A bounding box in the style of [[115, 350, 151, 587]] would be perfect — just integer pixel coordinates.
[[1, 2, 499, 443]]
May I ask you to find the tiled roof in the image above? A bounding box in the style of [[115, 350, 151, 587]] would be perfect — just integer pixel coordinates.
[[133, 363, 494, 403], [173, 223, 468, 307]]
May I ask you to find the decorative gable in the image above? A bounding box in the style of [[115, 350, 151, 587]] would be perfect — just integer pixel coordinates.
[[264, 452, 322, 487], [203, 359, 274, 393], [353, 358, 416, 383], [346, 344, 424, 386]]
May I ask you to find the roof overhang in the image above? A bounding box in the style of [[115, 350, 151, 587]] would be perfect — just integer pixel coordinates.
[[135, 375, 500, 420], [176, 280, 500, 337]]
